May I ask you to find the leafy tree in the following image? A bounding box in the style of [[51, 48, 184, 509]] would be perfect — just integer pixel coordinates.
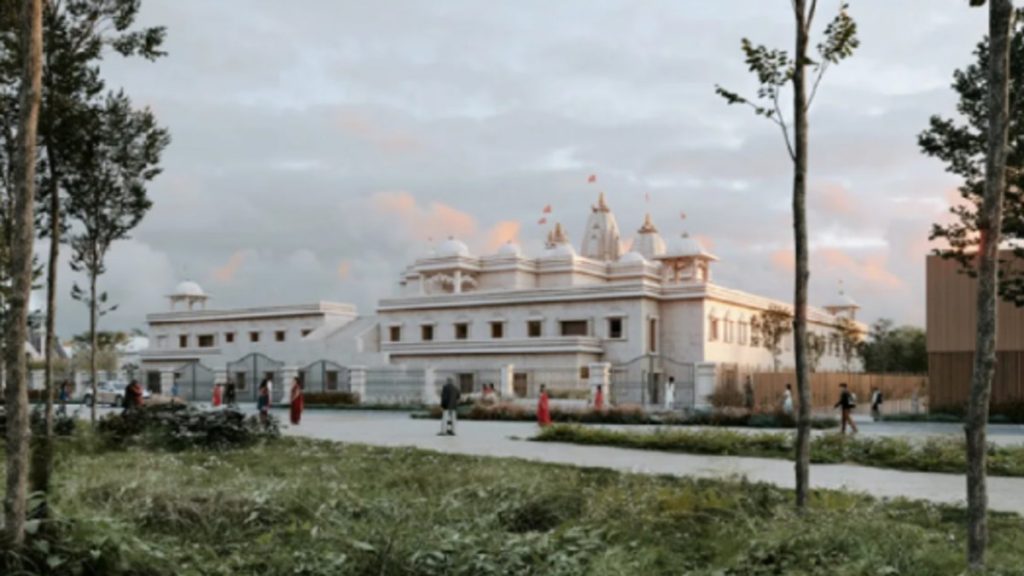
[[2, 0, 41, 548], [920, 6, 1024, 308], [756, 306, 793, 372], [835, 316, 862, 372], [716, 0, 858, 510], [28, 0, 165, 506], [67, 91, 168, 423], [806, 332, 825, 372], [860, 319, 927, 374]]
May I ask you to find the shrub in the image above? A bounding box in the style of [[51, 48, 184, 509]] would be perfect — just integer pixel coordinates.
[[0, 406, 76, 437], [545, 388, 590, 400], [303, 391, 360, 406], [97, 403, 278, 450]]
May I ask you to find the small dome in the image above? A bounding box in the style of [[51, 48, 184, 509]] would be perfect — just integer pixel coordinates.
[[496, 242, 522, 257], [662, 234, 712, 259], [437, 237, 471, 258], [174, 280, 205, 297], [829, 292, 860, 309], [545, 243, 577, 258], [618, 251, 647, 264]]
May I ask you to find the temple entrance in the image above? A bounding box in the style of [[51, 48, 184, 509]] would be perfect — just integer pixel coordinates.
[[513, 373, 528, 397], [458, 373, 474, 394]]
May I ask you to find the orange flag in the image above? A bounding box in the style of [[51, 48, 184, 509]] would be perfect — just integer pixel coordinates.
[[542, 204, 552, 214], [538, 217, 548, 225], [587, 174, 597, 183]]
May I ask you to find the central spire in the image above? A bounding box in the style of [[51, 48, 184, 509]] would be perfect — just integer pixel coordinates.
[[580, 193, 622, 261]]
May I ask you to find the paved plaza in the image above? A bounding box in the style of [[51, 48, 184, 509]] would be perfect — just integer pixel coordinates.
[[267, 408, 1024, 514]]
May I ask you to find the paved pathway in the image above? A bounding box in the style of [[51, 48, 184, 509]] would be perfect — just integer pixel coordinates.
[[275, 409, 1024, 515]]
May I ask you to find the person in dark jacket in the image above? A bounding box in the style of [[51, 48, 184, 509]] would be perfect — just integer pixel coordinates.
[[224, 381, 238, 408], [870, 387, 884, 421], [439, 378, 460, 436], [834, 382, 858, 435]]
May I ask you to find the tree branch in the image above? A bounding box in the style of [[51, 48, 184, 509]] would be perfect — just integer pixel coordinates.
[[772, 89, 797, 160]]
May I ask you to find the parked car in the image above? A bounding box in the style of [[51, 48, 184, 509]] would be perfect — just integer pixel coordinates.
[[82, 381, 151, 407]]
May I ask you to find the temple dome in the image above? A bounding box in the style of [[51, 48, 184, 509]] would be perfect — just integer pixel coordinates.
[[662, 234, 715, 260], [496, 242, 522, 257], [173, 280, 205, 297], [437, 237, 471, 258], [619, 251, 647, 264], [546, 243, 577, 258]]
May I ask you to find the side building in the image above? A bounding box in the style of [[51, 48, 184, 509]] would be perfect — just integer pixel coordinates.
[[926, 253, 1024, 411]]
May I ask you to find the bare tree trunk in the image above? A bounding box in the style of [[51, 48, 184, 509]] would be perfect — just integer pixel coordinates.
[[29, 166, 60, 507], [792, 0, 812, 511], [4, 0, 43, 548], [89, 269, 97, 422], [966, 1, 1013, 570]]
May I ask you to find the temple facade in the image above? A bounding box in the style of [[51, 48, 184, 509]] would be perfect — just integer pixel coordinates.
[[140, 194, 865, 406]]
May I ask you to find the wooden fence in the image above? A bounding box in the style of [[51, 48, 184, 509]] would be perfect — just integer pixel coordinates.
[[745, 372, 928, 414]]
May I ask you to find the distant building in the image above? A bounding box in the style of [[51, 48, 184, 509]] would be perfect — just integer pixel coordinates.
[[141, 194, 865, 406], [926, 253, 1024, 411]]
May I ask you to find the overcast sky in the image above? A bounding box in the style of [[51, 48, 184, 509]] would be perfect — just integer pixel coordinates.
[[40, 0, 991, 337]]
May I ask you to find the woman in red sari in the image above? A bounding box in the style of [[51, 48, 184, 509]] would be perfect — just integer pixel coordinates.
[[211, 383, 223, 407], [289, 378, 304, 425], [537, 384, 552, 427], [594, 384, 604, 411]]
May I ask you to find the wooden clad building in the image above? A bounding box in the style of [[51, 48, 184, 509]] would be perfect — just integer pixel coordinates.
[[926, 254, 1024, 411]]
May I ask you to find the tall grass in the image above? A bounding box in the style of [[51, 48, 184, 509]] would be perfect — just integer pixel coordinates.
[[1, 433, 1023, 574]]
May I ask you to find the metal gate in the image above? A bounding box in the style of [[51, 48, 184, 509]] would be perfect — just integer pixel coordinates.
[[610, 355, 696, 408], [301, 360, 350, 393], [174, 362, 216, 403], [227, 353, 284, 402]]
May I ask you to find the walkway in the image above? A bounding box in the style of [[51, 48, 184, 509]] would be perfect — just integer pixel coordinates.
[[278, 409, 1024, 515]]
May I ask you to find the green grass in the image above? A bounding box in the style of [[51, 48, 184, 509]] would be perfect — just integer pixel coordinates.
[[2, 432, 1024, 574], [535, 425, 1024, 477]]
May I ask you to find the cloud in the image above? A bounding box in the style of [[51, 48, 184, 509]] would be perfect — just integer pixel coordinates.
[[371, 191, 479, 243], [337, 260, 352, 281], [212, 251, 249, 283], [484, 220, 521, 252]]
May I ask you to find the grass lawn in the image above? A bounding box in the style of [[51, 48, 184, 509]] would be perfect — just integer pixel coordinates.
[[535, 424, 1024, 477], [2, 433, 1024, 575]]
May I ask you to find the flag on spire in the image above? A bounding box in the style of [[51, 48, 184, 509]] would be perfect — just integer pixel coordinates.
[[538, 217, 548, 225], [645, 192, 651, 203], [587, 174, 597, 183], [542, 204, 552, 214], [680, 211, 687, 220]]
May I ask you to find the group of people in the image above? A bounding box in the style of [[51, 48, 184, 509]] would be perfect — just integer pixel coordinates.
[[778, 382, 885, 435]]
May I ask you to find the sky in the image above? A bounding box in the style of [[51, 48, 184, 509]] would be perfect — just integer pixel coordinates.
[[40, 0, 991, 337]]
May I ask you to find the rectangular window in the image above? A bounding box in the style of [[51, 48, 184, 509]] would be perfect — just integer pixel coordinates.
[[579, 366, 590, 380], [490, 322, 504, 339], [157, 335, 167, 348], [197, 334, 215, 348], [301, 329, 312, 337], [739, 323, 748, 345], [709, 318, 719, 342], [648, 318, 658, 353], [608, 317, 624, 339], [528, 320, 543, 338], [178, 335, 188, 349], [326, 370, 339, 391], [560, 320, 588, 337], [275, 330, 286, 342], [225, 332, 235, 344], [724, 321, 734, 343], [389, 326, 401, 342], [421, 324, 434, 341], [250, 331, 260, 343], [455, 323, 469, 340]]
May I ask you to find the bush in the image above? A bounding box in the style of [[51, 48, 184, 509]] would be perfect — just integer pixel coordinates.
[[0, 406, 76, 437], [97, 403, 278, 450], [545, 388, 590, 400], [303, 391, 360, 406]]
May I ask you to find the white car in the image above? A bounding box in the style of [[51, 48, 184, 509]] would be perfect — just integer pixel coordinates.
[[82, 381, 151, 407]]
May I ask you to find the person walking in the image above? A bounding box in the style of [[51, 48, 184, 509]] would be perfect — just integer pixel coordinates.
[[440, 378, 460, 436], [257, 380, 271, 427], [664, 377, 676, 411], [781, 384, 794, 416], [262, 375, 274, 407], [870, 387, 884, 422], [593, 384, 605, 412], [289, 377, 304, 425], [537, 384, 552, 427], [225, 381, 237, 408], [57, 380, 70, 416], [835, 382, 859, 435], [211, 382, 223, 408], [124, 379, 144, 412]]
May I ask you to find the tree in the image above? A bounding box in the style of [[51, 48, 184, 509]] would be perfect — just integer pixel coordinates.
[[28, 0, 165, 507], [757, 306, 793, 372], [806, 332, 825, 372], [921, 7, 1024, 308], [67, 91, 168, 423], [3, 0, 41, 548], [860, 319, 927, 374], [835, 316, 862, 372], [716, 1, 859, 509], [966, 1, 1012, 570]]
